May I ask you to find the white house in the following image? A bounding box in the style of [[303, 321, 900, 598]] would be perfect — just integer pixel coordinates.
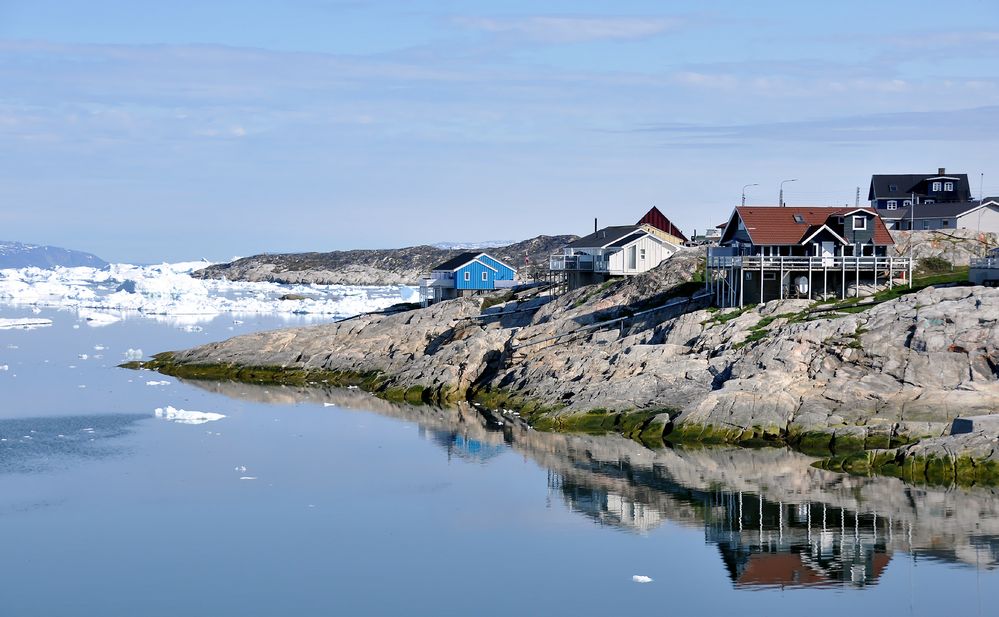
[[549, 224, 680, 290]]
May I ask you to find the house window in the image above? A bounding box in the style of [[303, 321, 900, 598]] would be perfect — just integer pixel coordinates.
[[887, 200, 897, 209], [926, 199, 935, 204], [793, 214, 805, 223], [942, 219, 950, 227], [889, 184, 898, 191], [481, 272, 488, 281], [763, 272, 777, 281], [464, 272, 471, 281], [640, 248, 646, 260], [903, 200, 912, 206], [853, 216, 867, 230], [944, 181, 954, 191], [932, 181, 942, 191], [922, 220, 930, 230]]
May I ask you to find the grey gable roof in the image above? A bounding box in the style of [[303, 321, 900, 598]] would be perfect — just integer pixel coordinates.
[[432, 251, 486, 271], [565, 225, 643, 249], [869, 173, 972, 200]]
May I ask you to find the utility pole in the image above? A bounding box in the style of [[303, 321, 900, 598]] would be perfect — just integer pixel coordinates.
[[742, 183, 758, 207], [855, 186, 860, 208]]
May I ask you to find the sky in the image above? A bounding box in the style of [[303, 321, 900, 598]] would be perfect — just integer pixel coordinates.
[[1, 0, 998, 262]]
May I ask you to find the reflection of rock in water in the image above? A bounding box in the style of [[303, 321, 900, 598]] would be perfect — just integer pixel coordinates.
[[0, 413, 145, 475], [184, 378, 999, 585]]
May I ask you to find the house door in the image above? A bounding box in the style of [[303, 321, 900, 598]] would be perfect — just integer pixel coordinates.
[[821, 241, 835, 267], [628, 246, 637, 270]]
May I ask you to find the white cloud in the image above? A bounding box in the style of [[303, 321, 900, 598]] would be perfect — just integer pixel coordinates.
[[454, 16, 682, 43]]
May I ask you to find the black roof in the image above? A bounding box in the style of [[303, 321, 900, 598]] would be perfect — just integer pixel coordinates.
[[879, 199, 995, 220], [432, 251, 484, 271], [565, 225, 644, 249], [869, 172, 972, 201]]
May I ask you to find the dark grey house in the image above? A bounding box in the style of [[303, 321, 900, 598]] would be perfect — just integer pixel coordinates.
[[880, 198, 999, 232], [868, 168, 972, 211]]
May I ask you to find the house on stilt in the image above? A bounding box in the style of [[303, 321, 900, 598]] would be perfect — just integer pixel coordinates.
[[706, 206, 911, 307]]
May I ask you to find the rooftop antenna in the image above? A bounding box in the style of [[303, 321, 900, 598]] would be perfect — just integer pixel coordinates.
[[855, 186, 860, 208], [981, 172, 985, 202]]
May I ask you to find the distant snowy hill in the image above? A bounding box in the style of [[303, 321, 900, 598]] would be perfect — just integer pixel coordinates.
[[0, 241, 107, 269], [432, 241, 514, 250]]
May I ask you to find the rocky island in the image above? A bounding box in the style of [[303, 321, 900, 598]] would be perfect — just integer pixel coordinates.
[[135, 230, 999, 484]]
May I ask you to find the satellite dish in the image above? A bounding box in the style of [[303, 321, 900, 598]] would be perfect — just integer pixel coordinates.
[[795, 276, 809, 295]]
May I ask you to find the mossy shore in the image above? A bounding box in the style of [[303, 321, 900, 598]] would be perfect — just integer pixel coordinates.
[[125, 352, 985, 487]]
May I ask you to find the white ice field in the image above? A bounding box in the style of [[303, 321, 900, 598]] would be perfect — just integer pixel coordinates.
[[0, 261, 418, 326]]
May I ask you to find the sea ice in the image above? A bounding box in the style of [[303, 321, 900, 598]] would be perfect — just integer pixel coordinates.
[[154, 406, 226, 425], [0, 317, 53, 330], [145, 380, 171, 386], [123, 348, 143, 361]]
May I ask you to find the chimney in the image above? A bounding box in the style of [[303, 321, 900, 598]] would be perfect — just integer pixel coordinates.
[[938, 167, 946, 175], [594, 218, 598, 233]]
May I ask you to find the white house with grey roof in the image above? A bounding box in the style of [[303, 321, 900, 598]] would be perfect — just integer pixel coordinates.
[[549, 224, 680, 290]]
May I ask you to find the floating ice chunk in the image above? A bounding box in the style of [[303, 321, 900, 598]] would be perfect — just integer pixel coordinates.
[[154, 406, 226, 425], [146, 380, 171, 386], [323, 403, 336, 407], [239, 476, 257, 480], [78, 353, 89, 360], [632, 575, 653, 584], [0, 365, 8, 371], [79, 310, 121, 326], [235, 465, 247, 472], [94, 345, 106, 351], [0, 317, 53, 330], [123, 348, 143, 361]]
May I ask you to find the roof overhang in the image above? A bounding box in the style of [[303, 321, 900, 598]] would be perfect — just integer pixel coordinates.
[[800, 224, 849, 245]]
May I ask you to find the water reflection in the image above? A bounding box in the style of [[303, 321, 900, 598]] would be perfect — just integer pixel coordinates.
[[0, 413, 145, 474], [183, 379, 999, 589]]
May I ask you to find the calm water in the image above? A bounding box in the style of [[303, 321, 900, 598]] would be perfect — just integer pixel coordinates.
[[2, 305, 999, 616]]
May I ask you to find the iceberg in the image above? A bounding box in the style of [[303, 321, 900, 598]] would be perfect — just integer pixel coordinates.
[[0, 317, 53, 330], [0, 261, 407, 322], [154, 406, 226, 425]]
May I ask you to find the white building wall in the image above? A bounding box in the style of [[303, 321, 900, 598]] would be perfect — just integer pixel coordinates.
[[958, 206, 999, 235], [608, 235, 675, 275]]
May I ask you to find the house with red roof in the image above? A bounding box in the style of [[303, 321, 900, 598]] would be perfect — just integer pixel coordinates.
[[707, 206, 910, 306]]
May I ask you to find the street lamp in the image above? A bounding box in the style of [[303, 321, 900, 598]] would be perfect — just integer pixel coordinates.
[[779, 178, 798, 207], [741, 183, 758, 207]]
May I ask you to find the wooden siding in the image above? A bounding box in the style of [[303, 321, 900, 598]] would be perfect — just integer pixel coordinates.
[[477, 255, 516, 280], [455, 260, 496, 290], [607, 235, 673, 275]]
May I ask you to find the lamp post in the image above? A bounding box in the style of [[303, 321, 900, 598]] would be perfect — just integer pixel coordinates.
[[779, 179, 798, 207], [741, 183, 758, 207]]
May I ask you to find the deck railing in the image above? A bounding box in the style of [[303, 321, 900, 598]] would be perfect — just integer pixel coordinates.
[[549, 255, 611, 272], [971, 257, 999, 270], [707, 255, 910, 271]]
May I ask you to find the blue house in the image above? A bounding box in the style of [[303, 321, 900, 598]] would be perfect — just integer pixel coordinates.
[[420, 252, 518, 305]]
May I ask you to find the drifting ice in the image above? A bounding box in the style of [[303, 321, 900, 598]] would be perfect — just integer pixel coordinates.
[[154, 406, 226, 425], [0, 317, 53, 330]]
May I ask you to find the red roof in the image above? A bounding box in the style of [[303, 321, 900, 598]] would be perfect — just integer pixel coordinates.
[[733, 206, 894, 246], [637, 206, 688, 242]]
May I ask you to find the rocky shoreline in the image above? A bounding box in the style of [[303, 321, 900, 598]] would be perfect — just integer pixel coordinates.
[[133, 245, 999, 483]]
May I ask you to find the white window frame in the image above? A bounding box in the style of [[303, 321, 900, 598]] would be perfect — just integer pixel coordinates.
[[481, 271, 488, 281], [944, 181, 954, 191], [932, 181, 942, 191], [903, 200, 912, 207], [463, 271, 471, 282], [853, 215, 867, 230], [926, 199, 935, 204], [639, 248, 646, 260], [887, 200, 897, 209]]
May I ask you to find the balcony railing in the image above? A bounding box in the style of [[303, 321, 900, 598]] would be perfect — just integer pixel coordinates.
[[549, 255, 610, 272], [707, 255, 910, 271]]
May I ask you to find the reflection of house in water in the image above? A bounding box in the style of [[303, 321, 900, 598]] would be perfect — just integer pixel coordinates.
[[419, 427, 507, 463], [707, 494, 891, 588], [552, 475, 663, 534]]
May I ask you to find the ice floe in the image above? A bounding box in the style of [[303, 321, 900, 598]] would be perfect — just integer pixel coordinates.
[[0, 261, 411, 323], [145, 380, 171, 386], [123, 348, 144, 361], [154, 406, 226, 425], [0, 317, 53, 330]]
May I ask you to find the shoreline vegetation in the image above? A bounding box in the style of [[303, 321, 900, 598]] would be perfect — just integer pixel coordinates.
[[128, 233, 999, 486]]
